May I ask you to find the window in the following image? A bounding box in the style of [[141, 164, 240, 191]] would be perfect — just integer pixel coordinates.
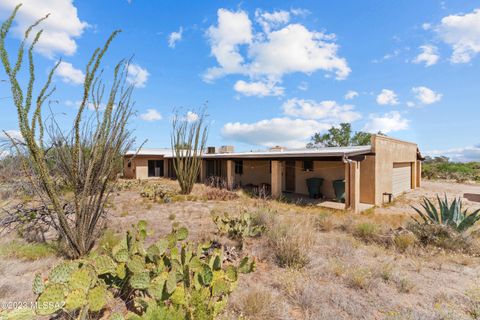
[[234, 160, 243, 175], [127, 161, 131, 168], [303, 160, 313, 172]]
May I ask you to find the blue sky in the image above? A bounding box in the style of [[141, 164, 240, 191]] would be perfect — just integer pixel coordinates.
[[0, 0, 479, 161]]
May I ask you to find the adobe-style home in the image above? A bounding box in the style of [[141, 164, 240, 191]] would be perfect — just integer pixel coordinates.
[[123, 134, 423, 212]]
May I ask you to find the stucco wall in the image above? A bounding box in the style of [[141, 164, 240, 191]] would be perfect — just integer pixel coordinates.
[[123, 155, 165, 179], [234, 160, 271, 187], [360, 155, 376, 204], [293, 161, 345, 198], [372, 135, 418, 205]]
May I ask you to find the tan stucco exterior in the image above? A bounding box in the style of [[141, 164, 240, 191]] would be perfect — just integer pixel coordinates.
[[123, 134, 422, 211]]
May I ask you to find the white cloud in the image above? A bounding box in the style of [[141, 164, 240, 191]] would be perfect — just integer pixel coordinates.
[[426, 144, 480, 162], [168, 27, 183, 48], [406, 101, 415, 107], [0, 0, 88, 58], [0, 129, 24, 143], [412, 86, 442, 105], [233, 80, 284, 97], [413, 45, 439, 67], [437, 8, 480, 63], [55, 61, 84, 85], [204, 8, 350, 94], [376, 89, 399, 105], [363, 111, 409, 133], [344, 90, 358, 100], [127, 63, 149, 88], [255, 9, 290, 32], [422, 23, 432, 30], [222, 117, 331, 148], [298, 81, 308, 91], [282, 98, 361, 123], [186, 111, 199, 122], [139, 109, 162, 121]]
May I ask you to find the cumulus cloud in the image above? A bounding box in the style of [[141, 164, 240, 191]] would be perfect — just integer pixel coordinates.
[[363, 111, 409, 133], [376, 89, 399, 105], [0, 0, 88, 58], [127, 63, 149, 88], [437, 8, 480, 63], [344, 90, 358, 100], [168, 27, 183, 48], [412, 86, 442, 105], [204, 8, 350, 95], [0, 129, 23, 143], [222, 117, 331, 148], [139, 109, 162, 121], [413, 44, 439, 67], [426, 144, 480, 162], [186, 111, 199, 122], [55, 61, 84, 85], [282, 98, 361, 123], [233, 80, 284, 97]]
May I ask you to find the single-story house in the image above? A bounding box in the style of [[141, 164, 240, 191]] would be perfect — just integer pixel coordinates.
[[123, 134, 423, 212]]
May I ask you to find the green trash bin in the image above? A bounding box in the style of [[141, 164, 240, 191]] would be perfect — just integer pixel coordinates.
[[306, 177, 324, 198], [333, 179, 345, 203]]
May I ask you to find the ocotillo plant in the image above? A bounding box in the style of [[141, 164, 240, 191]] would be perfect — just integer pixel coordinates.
[[0, 4, 134, 258], [171, 109, 208, 194]]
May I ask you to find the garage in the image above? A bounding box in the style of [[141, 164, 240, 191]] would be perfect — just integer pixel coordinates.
[[392, 162, 412, 196]]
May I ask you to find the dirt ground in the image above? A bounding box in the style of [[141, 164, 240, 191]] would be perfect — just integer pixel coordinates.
[[1, 180, 480, 319]]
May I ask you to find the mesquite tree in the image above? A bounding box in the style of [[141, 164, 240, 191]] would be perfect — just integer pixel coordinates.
[[171, 109, 208, 194], [0, 5, 134, 258]]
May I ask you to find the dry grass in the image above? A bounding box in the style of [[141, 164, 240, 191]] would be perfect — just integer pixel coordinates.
[[265, 215, 316, 268], [0, 240, 57, 261], [230, 285, 286, 320]]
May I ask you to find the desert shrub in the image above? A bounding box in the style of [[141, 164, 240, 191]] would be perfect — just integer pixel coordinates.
[[393, 233, 417, 253], [266, 216, 315, 268], [204, 187, 239, 201], [407, 222, 479, 254], [347, 267, 372, 290], [24, 221, 255, 319], [395, 276, 414, 293], [353, 222, 381, 242], [412, 195, 480, 232], [0, 240, 57, 260], [422, 160, 480, 182], [314, 212, 335, 232], [465, 287, 480, 319], [232, 285, 285, 320], [212, 209, 265, 246], [140, 183, 176, 203]]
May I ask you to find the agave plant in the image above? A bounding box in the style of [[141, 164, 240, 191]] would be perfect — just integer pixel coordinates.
[[412, 195, 480, 232]]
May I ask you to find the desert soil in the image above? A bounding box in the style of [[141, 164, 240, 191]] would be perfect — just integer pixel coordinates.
[[1, 180, 480, 319]]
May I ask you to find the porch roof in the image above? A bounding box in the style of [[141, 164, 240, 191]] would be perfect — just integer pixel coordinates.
[[125, 145, 372, 159]]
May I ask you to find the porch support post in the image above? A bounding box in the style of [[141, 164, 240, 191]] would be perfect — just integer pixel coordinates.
[[271, 160, 282, 198], [345, 161, 360, 212], [163, 158, 169, 178], [226, 159, 235, 189], [200, 159, 206, 183], [416, 160, 422, 188], [411, 161, 416, 190]]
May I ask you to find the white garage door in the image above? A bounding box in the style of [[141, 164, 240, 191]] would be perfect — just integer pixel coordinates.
[[392, 162, 412, 196]]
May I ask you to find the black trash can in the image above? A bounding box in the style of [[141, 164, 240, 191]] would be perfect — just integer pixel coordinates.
[[306, 177, 324, 198]]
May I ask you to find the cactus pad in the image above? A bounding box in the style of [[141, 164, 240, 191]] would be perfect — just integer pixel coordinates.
[[48, 262, 75, 284], [68, 268, 95, 292], [94, 255, 117, 275], [32, 273, 44, 295], [87, 286, 107, 312], [130, 272, 150, 289], [126, 255, 145, 273], [36, 284, 65, 315], [65, 289, 87, 311]]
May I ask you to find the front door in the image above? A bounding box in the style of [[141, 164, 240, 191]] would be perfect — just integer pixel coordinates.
[[285, 160, 296, 192], [148, 160, 164, 177]]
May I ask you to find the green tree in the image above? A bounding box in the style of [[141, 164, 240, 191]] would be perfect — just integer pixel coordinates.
[[307, 123, 374, 148], [0, 5, 134, 258]]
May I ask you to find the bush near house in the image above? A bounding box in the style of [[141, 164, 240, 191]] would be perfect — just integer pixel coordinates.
[[422, 157, 480, 182]]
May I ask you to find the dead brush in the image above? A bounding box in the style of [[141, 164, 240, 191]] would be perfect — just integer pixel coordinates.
[[204, 186, 238, 201], [231, 285, 286, 320], [266, 215, 316, 268], [346, 267, 373, 290]]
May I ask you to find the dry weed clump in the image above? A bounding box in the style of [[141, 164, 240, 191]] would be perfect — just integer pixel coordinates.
[[393, 232, 417, 253], [230, 285, 286, 320], [346, 267, 373, 290], [204, 186, 239, 201], [266, 215, 316, 268], [407, 222, 480, 255]]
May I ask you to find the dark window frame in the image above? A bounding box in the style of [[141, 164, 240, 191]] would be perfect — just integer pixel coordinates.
[[303, 160, 314, 172], [234, 160, 243, 175]]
